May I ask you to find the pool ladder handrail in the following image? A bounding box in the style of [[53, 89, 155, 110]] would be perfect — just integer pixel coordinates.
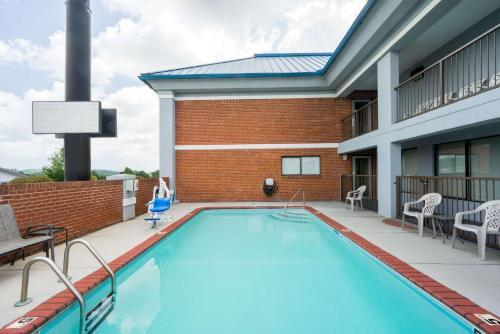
[[15, 239, 116, 334], [15, 257, 86, 334], [63, 239, 116, 295], [284, 188, 305, 215]]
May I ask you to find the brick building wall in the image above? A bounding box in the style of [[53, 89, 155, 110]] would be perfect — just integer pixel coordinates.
[[177, 148, 351, 202], [175, 97, 359, 202]]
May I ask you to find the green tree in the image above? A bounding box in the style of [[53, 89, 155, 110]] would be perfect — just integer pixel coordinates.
[[123, 167, 150, 178], [150, 170, 159, 178], [42, 148, 65, 181], [10, 175, 53, 184]]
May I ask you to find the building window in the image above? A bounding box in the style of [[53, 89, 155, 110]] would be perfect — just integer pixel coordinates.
[[282, 156, 320, 175], [437, 142, 466, 176], [435, 136, 500, 200], [470, 136, 500, 177], [401, 148, 418, 176]]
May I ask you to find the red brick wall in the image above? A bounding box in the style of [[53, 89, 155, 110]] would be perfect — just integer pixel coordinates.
[[176, 98, 351, 145], [175, 97, 357, 202], [134, 177, 169, 215], [0, 181, 123, 245], [0, 178, 163, 263], [177, 149, 351, 202]]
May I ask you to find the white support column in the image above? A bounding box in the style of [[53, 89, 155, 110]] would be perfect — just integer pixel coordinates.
[[377, 51, 400, 218], [159, 92, 176, 189], [377, 51, 399, 129]]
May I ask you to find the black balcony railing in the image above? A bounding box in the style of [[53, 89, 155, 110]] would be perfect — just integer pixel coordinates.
[[396, 24, 500, 122], [396, 175, 500, 249], [340, 174, 378, 211], [341, 99, 378, 141]]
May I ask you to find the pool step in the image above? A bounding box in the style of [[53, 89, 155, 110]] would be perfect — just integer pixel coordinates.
[[270, 210, 314, 223]]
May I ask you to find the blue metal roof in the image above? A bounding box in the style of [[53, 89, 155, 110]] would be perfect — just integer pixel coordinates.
[[140, 53, 332, 80], [139, 0, 376, 81]]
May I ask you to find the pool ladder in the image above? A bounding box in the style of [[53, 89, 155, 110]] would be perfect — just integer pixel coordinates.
[[14, 239, 116, 334], [283, 188, 305, 215]]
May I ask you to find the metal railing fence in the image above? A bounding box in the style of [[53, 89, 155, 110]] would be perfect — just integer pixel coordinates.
[[396, 24, 500, 121]]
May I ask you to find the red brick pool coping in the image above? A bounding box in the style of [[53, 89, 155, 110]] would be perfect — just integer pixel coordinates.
[[2, 206, 499, 334]]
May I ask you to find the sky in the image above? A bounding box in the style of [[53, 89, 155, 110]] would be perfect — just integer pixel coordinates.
[[0, 0, 366, 172]]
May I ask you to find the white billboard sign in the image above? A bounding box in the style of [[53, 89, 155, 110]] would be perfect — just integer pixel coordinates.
[[32, 101, 101, 134]]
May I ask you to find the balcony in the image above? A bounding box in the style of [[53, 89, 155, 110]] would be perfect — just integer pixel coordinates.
[[396, 175, 500, 249], [341, 99, 378, 141], [395, 24, 500, 122]]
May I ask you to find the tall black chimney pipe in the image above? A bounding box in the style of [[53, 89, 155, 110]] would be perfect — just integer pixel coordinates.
[[64, 0, 91, 181]]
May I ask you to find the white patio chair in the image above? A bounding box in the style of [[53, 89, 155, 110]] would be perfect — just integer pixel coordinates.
[[345, 185, 366, 211], [402, 193, 442, 237], [452, 200, 500, 260]]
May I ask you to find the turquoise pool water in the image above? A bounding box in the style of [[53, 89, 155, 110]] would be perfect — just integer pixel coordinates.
[[40, 209, 473, 333]]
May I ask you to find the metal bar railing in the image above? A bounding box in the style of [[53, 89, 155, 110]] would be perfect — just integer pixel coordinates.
[[341, 99, 378, 141], [15, 257, 86, 333], [396, 24, 500, 122], [340, 174, 378, 211], [396, 175, 500, 249], [63, 239, 116, 295], [284, 188, 305, 215]]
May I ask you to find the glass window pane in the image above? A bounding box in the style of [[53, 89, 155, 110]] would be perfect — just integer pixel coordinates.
[[437, 142, 466, 198], [301, 157, 320, 175], [402, 149, 418, 176], [437, 142, 466, 176], [470, 136, 500, 201], [282, 157, 300, 175], [470, 136, 500, 177]]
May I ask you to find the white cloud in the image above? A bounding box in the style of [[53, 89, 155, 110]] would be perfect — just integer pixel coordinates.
[[92, 85, 159, 171], [0, 82, 64, 169], [0, 0, 366, 171]]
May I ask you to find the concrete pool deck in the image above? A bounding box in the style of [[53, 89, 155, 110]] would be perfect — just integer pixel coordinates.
[[1, 201, 499, 328]]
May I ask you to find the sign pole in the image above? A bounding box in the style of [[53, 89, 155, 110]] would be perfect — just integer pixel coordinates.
[[64, 0, 92, 181]]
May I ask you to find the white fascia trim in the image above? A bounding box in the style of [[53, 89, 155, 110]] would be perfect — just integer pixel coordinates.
[[335, 0, 442, 95], [159, 91, 175, 99], [175, 143, 339, 151], [174, 92, 337, 101]]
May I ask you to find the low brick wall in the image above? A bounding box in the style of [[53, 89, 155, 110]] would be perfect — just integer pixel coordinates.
[[0, 181, 122, 245], [0, 178, 165, 264], [134, 177, 169, 215]]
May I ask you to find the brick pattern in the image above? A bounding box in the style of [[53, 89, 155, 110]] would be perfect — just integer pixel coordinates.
[[175, 97, 359, 202], [3, 206, 498, 334], [0, 181, 122, 246], [348, 90, 378, 100], [135, 178, 157, 216], [175, 98, 352, 145], [134, 178, 169, 215], [176, 149, 351, 202], [0, 178, 164, 263]]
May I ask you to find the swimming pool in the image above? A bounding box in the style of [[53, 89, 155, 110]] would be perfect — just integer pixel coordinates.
[[28, 209, 479, 333]]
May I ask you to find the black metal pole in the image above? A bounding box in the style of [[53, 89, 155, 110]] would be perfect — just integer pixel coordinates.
[[64, 0, 91, 181]]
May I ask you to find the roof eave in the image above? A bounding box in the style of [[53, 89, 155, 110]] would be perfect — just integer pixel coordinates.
[[139, 71, 324, 82]]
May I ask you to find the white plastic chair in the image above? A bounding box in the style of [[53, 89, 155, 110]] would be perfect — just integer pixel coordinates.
[[402, 193, 442, 237], [452, 200, 500, 260], [345, 185, 366, 211]]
